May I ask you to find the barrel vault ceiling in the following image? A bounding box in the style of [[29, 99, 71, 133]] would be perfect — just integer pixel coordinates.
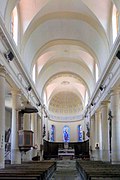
[[1, 0, 115, 119]]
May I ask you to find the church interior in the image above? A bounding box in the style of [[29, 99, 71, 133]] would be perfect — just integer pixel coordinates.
[[0, 0, 120, 179]]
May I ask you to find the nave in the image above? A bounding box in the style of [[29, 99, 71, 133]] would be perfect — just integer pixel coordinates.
[[51, 159, 120, 180], [0, 0, 120, 172]]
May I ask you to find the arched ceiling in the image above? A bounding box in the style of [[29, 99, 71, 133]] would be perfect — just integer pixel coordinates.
[[49, 91, 83, 116], [1, 0, 115, 120], [44, 72, 87, 106]]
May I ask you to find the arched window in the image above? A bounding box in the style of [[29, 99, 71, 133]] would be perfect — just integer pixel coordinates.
[[51, 125, 55, 142], [11, 6, 18, 45], [78, 125, 82, 142], [63, 125, 70, 142], [32, 64, 36, 83], [95, 63, 99, 82], [85, 90, 88, 107], [112, 5, 119, 43]]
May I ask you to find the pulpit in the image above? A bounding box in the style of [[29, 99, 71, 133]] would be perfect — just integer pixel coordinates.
[[18, 130, 33, 152]]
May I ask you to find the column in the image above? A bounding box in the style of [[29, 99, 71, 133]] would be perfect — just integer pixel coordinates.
[[0, 65, 6, 168], [90, 115, 95, 160], [11, 90, 21, 164], [100, 101, 109, 162], [85, 110, 91, 158], [31, 113, 38, 158], [94, 111, 101, 160], [110, 89, 120, 164], [98, 110, 102, 160], [37, 115, 41, 157], [44, 116, 48, 141], [40, 106, 44, 160]]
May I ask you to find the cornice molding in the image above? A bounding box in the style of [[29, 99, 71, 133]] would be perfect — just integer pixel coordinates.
[[0, 64, 6, 77], [0, 15, 43, 112]]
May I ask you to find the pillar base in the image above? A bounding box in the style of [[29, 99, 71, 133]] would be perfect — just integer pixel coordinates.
[[90, 150, 110, 162], [101, 150, 110, 162], [112, 161, 120, 164], [40, 150, 43, 161], [22, 151, 31, 162], [11, 149, 21, 164], [93, 150, 101, 161], [112, 150, 120, 164]]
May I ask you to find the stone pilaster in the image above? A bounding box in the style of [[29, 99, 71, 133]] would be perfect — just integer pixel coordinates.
[[0, 65, 6, 168], [110, 88, 120, 164], [11, 90, 21, 164], [100, 101, 109, 162], [90, 115, 95, 160], [94, 110, 101, 160], [31, 113, 38, 158]]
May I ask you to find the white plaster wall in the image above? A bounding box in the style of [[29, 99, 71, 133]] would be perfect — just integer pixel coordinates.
[[48, 119, 85, 142], [5, 109, 11, 130], [0, 0, 8, 19]]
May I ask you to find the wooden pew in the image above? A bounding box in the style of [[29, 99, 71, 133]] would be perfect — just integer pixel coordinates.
[[0, 161, 56, 180], [77, 160, 120, 179]]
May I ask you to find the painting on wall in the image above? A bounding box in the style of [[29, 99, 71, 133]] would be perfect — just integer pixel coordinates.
[[50, 125, 55, 142], [63, 125, 70, 142], [78, 125, 83, 142]]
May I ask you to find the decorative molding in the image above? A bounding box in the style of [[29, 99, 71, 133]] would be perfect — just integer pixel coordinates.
[[0, 15, 43, 113], [0, 64, 6, 77]]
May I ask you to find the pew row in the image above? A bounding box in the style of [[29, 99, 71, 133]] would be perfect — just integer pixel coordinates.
[[0, 161, 56, 180], [76, 160, 120, 180]]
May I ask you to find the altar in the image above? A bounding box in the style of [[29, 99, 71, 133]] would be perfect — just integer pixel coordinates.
[[58, 148, 75, 159]]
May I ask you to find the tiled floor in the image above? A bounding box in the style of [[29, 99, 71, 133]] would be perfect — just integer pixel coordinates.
[[51, 160, 82, 180]]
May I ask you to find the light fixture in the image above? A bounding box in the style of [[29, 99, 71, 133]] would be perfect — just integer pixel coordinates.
[[4, 50, 14, 61], [26, 85, 32, 91], [36, 102, 41, 106], [44, 114, 48, 118], [99, 85, 104, 91], [116, 51, 120, 60], [99, 85, 106, 91], [91, 102, 94, 106]]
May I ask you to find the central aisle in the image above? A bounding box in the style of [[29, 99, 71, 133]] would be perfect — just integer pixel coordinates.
[[51, 160, 81, 180]]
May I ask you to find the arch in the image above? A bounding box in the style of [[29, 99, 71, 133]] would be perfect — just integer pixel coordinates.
[[30, 39, 101, 76], [49, 91, 83, 116], [37, 61, 95, 98], [41, 71, 90, 103], [48, 88, 84, 109], [23, 17, 108, 73], [22, 11, 109, 49], [4, 0, 18, 31]]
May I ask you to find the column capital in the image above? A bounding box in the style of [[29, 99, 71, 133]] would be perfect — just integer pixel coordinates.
[[94, 111, 99, 120], [110, 88, 120, 96], [0, 64, 6, 77], [11, 89, 21, 95], [11, 89, 22, 110], [101, 100, 110, 107]]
